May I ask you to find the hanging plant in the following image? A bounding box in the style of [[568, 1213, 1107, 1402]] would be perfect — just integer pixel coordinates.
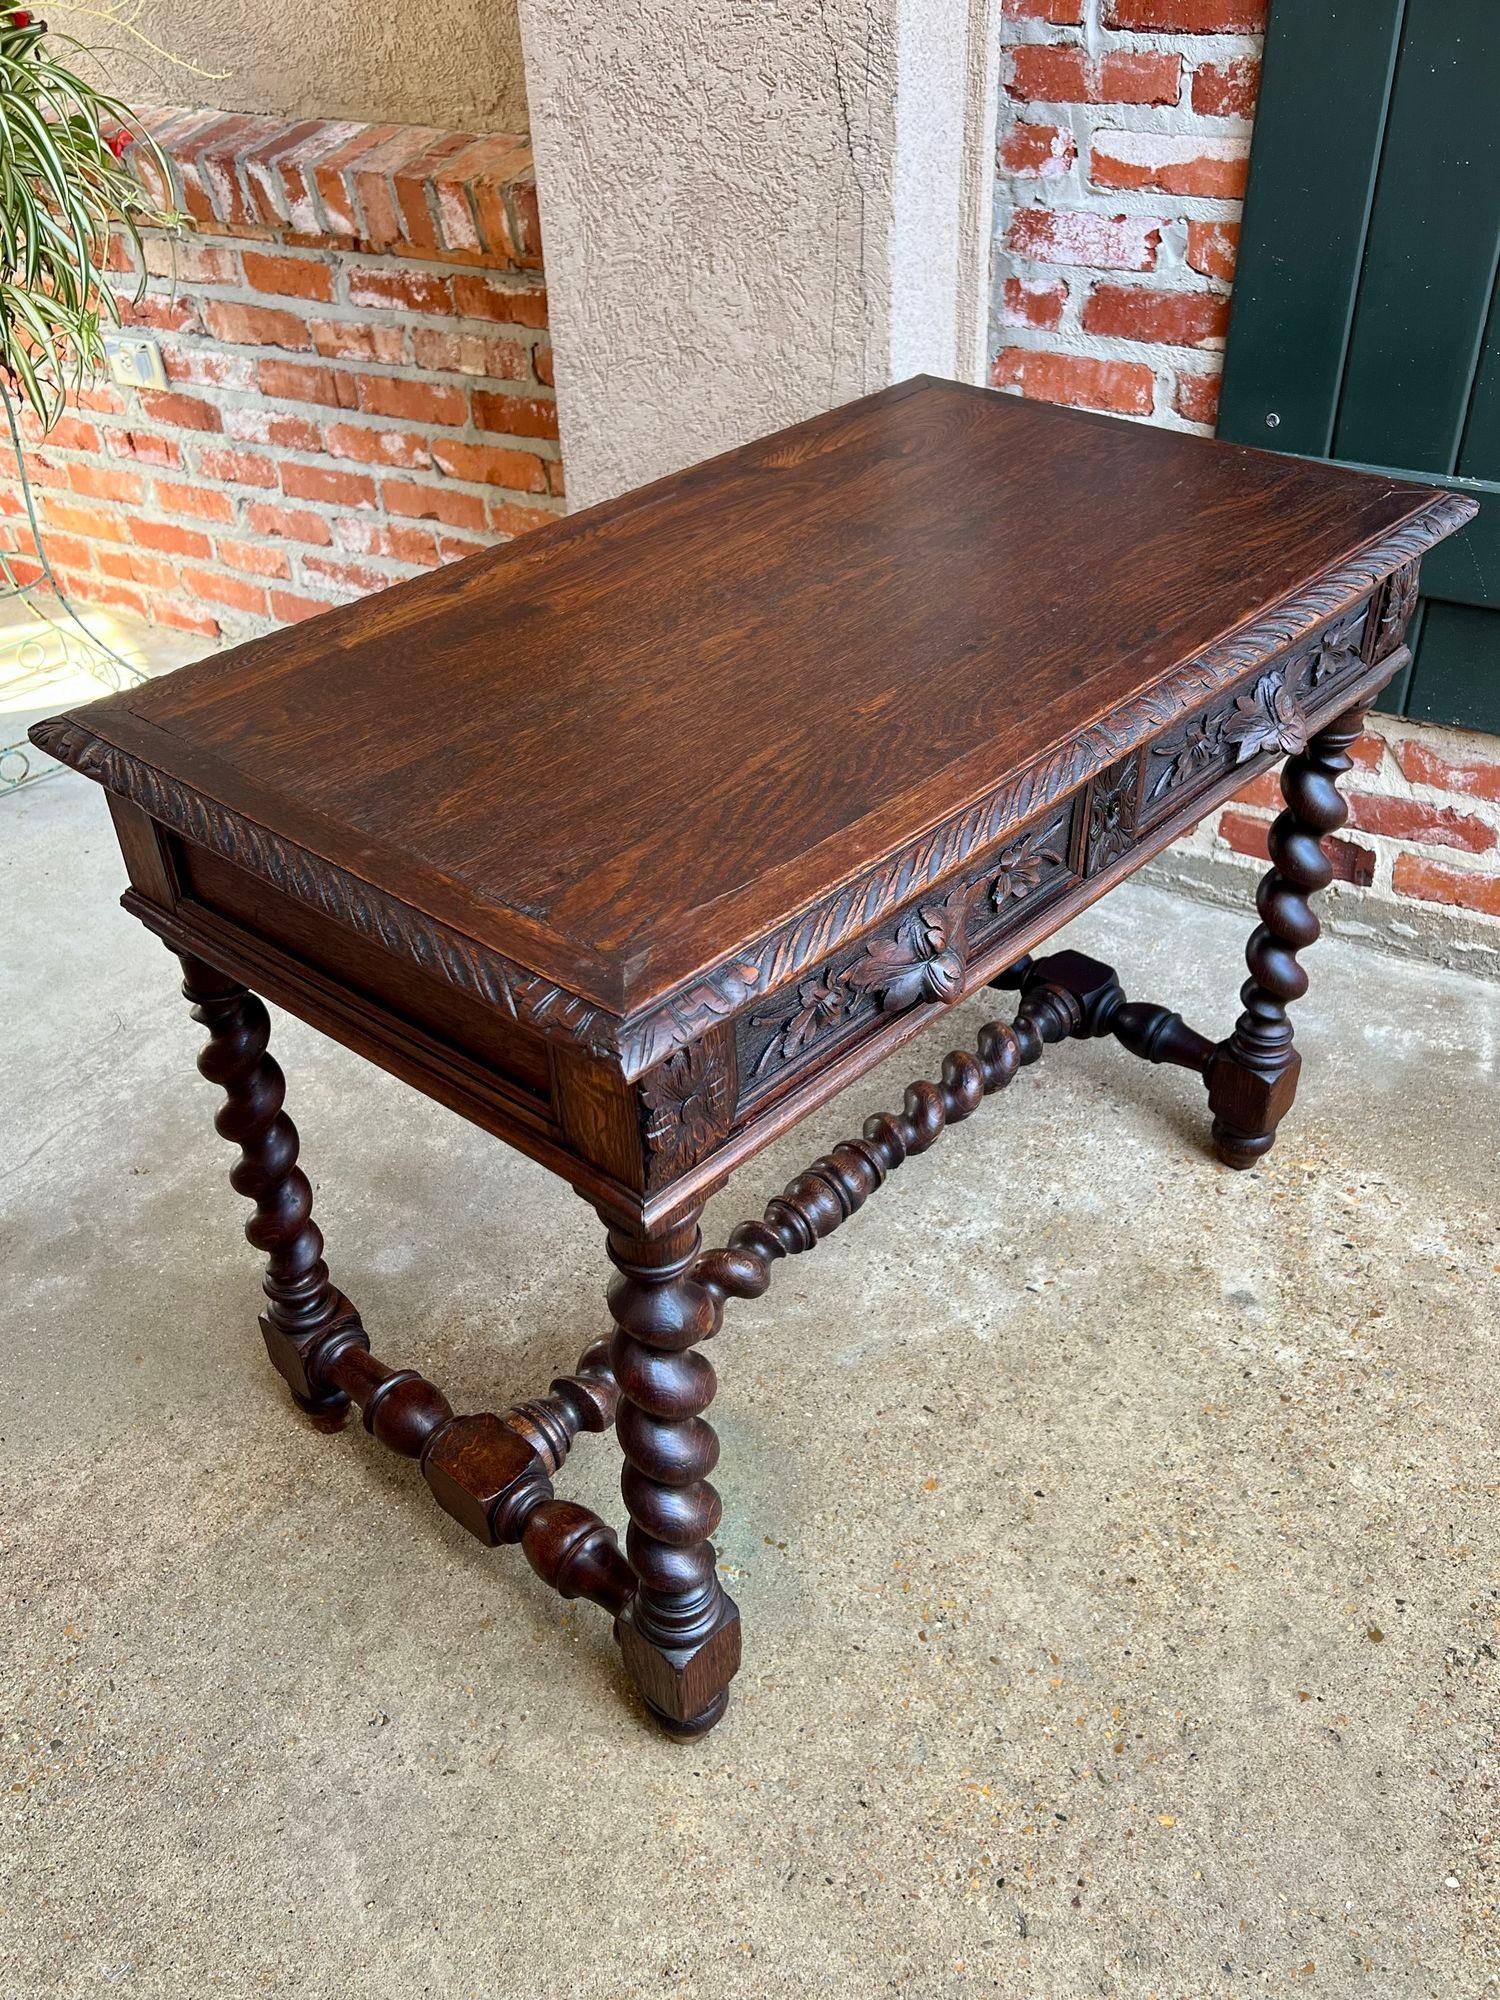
[[0, 5, 181, 429]]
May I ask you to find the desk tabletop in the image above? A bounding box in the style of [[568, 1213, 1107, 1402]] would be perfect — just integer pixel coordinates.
[[37, 377, 1464, 1054]]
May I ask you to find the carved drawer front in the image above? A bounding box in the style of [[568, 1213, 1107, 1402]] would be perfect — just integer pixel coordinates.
[[735, 795, 1085, 1108], [1138, 602, 1371, 832]]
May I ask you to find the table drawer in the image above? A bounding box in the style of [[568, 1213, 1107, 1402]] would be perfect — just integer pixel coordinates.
[[734, 793, 1085, 1110], [1138, 600, 1373, 832]]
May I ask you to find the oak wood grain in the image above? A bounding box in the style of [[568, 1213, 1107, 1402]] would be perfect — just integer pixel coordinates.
[[32, 379, 1467, 1028]]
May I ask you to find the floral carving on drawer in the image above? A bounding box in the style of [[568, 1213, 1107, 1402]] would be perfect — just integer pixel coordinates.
[[990, 818, 1066, 907], [752, 969, 852, 1071], [1141, 606, 1369, 826], [1221, 668, 1308, 762], [739, 808, 1077, 1095], [750, 882, 979, 1083], [1151, 665, 1307, 807], [1308, 615, 1365, 689], [843, 881, 973, 1013], [1147, 664, 1305, 810]]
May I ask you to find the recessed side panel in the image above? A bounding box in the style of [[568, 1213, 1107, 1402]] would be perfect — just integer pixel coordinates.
[[173, 837, 554, 1102]]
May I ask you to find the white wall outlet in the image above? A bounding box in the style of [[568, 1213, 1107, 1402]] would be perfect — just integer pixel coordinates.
[[102, 331, 168, 391]]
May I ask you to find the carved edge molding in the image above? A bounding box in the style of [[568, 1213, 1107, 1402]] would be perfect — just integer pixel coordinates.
[[28, 719, 620, 1057], [622, 495, 1472, 1067], [31, 494, 1473, 1073]]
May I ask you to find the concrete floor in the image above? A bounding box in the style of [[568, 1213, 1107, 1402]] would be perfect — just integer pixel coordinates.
[[3, 762, 1497, 2000]]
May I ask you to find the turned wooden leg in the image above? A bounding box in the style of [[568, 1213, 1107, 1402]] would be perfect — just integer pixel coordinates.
[[606, 1212, 741, 1739], [1207, 705, 1365, 1170], [177, 952, 365, 1424]]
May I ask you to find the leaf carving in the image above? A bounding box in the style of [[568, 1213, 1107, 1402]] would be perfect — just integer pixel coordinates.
[[990, 819, 1065, 906], [1221, 668, 1306, 764], [751, 971, 851, 1076], [1151, 715, 1220, 799], [844, 881, 974, 1012], [1308, 629, 1362, 687]]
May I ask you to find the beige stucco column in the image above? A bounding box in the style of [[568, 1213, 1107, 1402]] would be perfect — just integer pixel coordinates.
[[516, 0, 1001, 508]]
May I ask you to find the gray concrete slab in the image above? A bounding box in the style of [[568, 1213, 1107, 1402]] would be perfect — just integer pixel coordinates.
[[3, 764, 1496, 1999]]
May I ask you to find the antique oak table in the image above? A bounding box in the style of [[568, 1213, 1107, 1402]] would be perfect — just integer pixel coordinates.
[[34, 378, 1473, 1740]]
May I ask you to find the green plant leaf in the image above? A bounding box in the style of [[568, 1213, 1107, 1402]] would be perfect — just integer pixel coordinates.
[[0, 14, 180, 430]]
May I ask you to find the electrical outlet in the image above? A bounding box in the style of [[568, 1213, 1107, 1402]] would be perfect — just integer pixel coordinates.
[[102, 331, 168, 391]]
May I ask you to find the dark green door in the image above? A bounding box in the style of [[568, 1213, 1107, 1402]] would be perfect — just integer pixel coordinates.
[[1218, 0, 1499, 732]]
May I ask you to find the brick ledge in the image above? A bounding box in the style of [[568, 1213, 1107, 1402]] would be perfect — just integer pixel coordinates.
[[132, 108, 539, 269]]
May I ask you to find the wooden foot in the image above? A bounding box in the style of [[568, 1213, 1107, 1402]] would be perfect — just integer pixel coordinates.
[[177, 951, 365, 1422], [1207, 706, 1365, 1169], [605, 1214, 741, 1738], [650, 1688, 731, 1740]]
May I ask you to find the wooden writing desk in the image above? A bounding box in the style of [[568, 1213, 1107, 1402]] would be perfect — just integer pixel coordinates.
[[34, 378, 1473, 1738]]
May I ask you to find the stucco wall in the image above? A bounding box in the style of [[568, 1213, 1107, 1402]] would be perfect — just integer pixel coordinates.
[[891, 3, 1000, 387], [518, 0, 998, 510], [48, 0, 529, 132], [517, 0, 893, 510]]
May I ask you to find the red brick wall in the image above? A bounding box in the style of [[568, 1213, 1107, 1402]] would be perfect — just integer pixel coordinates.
[[991, 0, 1260, 429], [1166, 716, 1500, 952], [0, 109, 559, 642], [991, 0, 1499, 954]]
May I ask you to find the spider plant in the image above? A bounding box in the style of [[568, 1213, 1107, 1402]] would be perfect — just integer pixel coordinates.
[[0, 5, 180, 429]]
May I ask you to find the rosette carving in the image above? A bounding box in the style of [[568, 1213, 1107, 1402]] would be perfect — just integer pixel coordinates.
[[638, 1032, 734, 1187]]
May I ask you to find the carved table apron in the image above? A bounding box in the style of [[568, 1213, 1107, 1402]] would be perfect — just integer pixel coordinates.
[[32, 378, 1473, 1739]]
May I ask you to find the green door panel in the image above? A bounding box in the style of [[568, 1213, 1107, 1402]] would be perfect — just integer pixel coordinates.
[[1217, 0, 1499, 734], [1331, 0, 1500, 474], [1334, 463, 1500, 730], [1216, 0, 1404, 456], [1404, 603, 1500, 730], [1333, 461, 1499, 610], [1456, 283, 1500, 480]]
